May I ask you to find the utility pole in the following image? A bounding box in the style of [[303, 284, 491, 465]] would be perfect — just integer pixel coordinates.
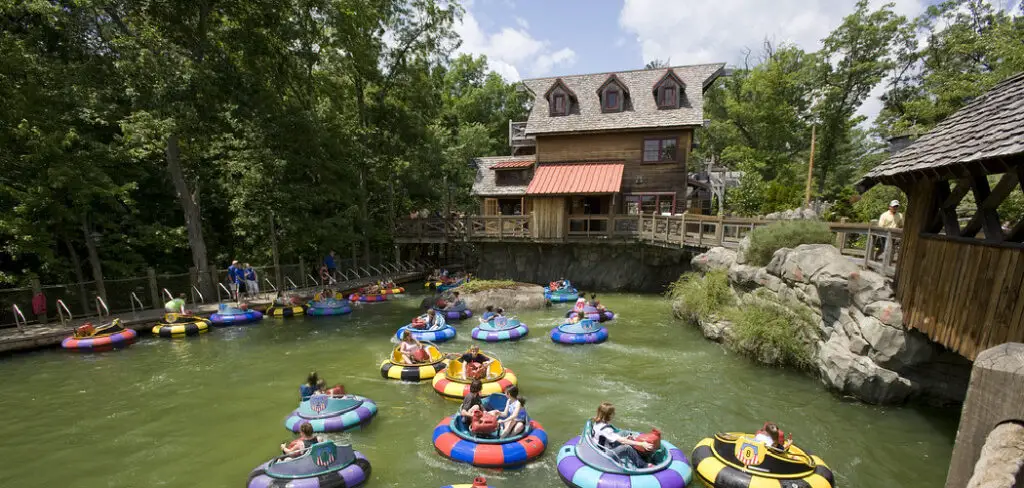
[[804, 125, 816, 208], [269, 212, 282, 289]]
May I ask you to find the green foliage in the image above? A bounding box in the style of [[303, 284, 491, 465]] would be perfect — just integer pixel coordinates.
[[726, 293, 816, 369], [746, 221, 833, 266], [456, 279, 526, 293], [666, 270, 733, 322], [853, 185, 907, 224]]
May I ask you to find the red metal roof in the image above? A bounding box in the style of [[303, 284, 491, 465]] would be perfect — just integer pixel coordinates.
[[525, 163, 624, 195], [491, 160, 535, 169]]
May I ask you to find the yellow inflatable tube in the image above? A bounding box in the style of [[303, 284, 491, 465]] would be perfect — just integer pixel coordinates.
[[431, 354, 517, 400]]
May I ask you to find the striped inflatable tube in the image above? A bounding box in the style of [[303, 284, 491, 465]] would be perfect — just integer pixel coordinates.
[[61, 328, 137, 351], [557, 436, 693, 488], [380, 344, 448, 381], [432, 417, 548, 468], [566, 307, 615, 322], [545, 289, 579, 303], [247, 444, 370, 488], [380, 287, 405, 295], [434, 308, 472, 321], [284, 394, 378, 433], [395, 324, 456, 343], [152, 318, 210, 338], [307, 302, 353, 316], [209, 310, 263, 325], [470, 319, 529, 342], [550, 322, 609, 345], [432, 369, 517, 400], [266, 304, 306, 317], [440, 477, 491, 488], [348, 293, 388, 303], [690, 435, 835, 488]]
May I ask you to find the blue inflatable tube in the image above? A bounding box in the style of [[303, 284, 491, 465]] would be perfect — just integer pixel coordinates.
[[209, 309, 263, 325], [550, 320, 608, 345], [545, 289, 578, 303], [434, 307, 472, 321], [395, 324, 456, 343], [566, 306, 615, 322], [306, 300, 353, 316], [557, 434, 692, 488], [471, 318, 529, 342]]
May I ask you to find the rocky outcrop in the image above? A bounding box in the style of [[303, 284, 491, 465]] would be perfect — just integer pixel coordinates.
[[682, 240, 970, 406], [764, 207, 821, 221], [459, 284, 548, 311]]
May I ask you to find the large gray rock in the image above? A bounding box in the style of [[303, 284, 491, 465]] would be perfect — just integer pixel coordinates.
[[778, 244, 843, 284], [863, 300, 903, 328], [753, 268, 785, 292], [817, 337, 914, 404], [460, 284, 548, 311], [735, 235, 752, 265], [765, 248, 793, 277], [728, 263, 760, 288], [812, 260, 860, 307], [848, 269, 894, 309], [699, 318, 733, 342], [692, 247, 737, 272], [858, 316, 935, 370]]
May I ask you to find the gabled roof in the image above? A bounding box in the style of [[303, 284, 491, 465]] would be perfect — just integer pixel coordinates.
[[652, 69, 686, 94], [859, 72, 1024, 190], [472, 155, 536, 197], [491, 160, 535, 169], [525, 163, 624, 195], [596, 73, 630, 96], [543, 78, 577, 100], [521, 63, 725, 135]]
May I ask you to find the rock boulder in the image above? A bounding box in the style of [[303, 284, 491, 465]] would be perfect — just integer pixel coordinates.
[[460, 284, 548, 311], [692, 247, 737, 272]]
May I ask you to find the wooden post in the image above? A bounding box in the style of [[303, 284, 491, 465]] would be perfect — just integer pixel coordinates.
[[697, 218, 704, 246], [188, 266, 199, 295], [805, 125, 816, 207], [679, 214, 686, 248], [834, 217, 848, 250], [208, 265, 219, 302], [498, 215, 504, 241], [715, 214, 725, 246], [30, 277, 46, 324], [147, 268, 159, 309], [299, 257, 307, 288], [881, 230, 894, 271], [863, 228, 873, 268]]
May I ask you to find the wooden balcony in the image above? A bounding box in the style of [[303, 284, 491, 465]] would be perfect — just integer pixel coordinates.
[[509, 121, 535, 152]]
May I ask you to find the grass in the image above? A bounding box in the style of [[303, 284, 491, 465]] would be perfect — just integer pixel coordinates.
[[666, 270, 733, 322], [726, 291, 816, 369], [746, 220, 833, 266], [455, 279, 525, 293]]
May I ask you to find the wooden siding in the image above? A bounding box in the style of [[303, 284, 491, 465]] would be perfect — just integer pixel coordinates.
[[535, 130, 692, 199], [531, 197, 565, 239], [897, 181, 1024, 360]]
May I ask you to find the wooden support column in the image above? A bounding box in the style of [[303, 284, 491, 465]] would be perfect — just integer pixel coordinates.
[[963, 168, 1019, 240], [30, 277, 46, 324]]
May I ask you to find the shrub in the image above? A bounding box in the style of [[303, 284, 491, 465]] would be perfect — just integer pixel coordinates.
[[727, 293, 816, 369], [456, 279, 522, 293], [666, 270, 733, 322], [746, 220, 833, 266]]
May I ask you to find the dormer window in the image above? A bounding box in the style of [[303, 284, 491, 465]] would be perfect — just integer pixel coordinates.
[[653, 69, 685, 109], [660, 86, 676, 107], [553, 94, 566, 115], [545, 78, 577, 117], [605, 90, 619, 110], [597, 74, 629, 113]]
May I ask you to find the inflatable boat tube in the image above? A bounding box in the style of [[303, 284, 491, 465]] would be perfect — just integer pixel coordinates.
[[395, 323, 456, 343], [557, 421, 692, 488], [432, 395, 547, 468], [247, 441, 370, 488], [425, 280, 443, 289], [380, 344, 448, 381], [266, 304, 306, 317], [441, 477, 492, 488], [348, 293, 387, 303], [307, 299, 353, 316], [434, 307, 472, 321], [432, 355, 517, 400], [61, 319, 137, 351], [284, 393, 378, 433], [380, 287, 405, 295], [471, 317, 529, 342], [209, 308, 263, 325], [152, 315, 210, 338], [437, 281, 464, 292], [545, 288, 579, 303], [566, 306, 614, 322], [690, 433, 835, 488], [550, 320, 608, 345]]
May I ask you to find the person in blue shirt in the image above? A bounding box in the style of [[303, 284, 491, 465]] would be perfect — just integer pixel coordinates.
[[227, 260, 243, 300], [324, 251, 336, 276], [244, 263, 258, 296]]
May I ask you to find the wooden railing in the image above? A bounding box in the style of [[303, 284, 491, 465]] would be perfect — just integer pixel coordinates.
[[396, 214, 902, 276]]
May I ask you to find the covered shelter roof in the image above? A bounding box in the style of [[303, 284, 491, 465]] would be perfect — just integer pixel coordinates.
[[471, 155, 536, 197], [525, 163, 624, 195]]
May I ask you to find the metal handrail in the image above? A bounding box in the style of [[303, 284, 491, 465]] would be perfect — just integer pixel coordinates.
[[368, 265, 381, 276], [307, 274, 320, 287], [217, 283, 233, 302], [190, 285, 204, 306], [286, 277, 299, 290], [95, 296, 110, 318], [56, 299, 73, 326], [162, 288, 174, 302], [359, 267, 371, 277], [130, 292, 145, 319], [11, 305, 27, 333], [263, 278, 277, 293], [348, 268, 360, 280]]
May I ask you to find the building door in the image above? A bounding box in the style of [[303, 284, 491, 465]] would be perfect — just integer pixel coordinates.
[[531, 197, 566, 239], [483, 198, 499, 216]]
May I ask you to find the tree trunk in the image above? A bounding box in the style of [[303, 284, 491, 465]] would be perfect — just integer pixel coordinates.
[[64, 237, 90, 314], [166, 133, 213, 297], [80, 214, 107, 302]]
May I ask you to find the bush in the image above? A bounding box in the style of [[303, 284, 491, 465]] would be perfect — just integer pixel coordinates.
[[746, 220, 833, 266], [456, 279, 523, 293], [666, 270, 733, 322], [727, 293, 816, 369]]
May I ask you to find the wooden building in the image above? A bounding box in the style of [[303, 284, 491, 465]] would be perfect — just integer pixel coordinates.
[[858, 72, 1024, 360], [473, 63, 726, 238]]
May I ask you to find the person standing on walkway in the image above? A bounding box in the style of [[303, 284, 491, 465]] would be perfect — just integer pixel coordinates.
[[227, 260, 241, 300], [324, 251, 337, 281], [244, 263, 259, 297], [877, 200, 904, 229]]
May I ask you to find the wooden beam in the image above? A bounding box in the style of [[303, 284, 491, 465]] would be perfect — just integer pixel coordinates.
[[962, 168, 1009, 240], [928, 181, 951, 234]]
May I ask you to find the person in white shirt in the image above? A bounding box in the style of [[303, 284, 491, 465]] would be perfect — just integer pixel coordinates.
[[590, 402, 653, 469], [877, 200, 904, 229], [574, 292, 587, 312]]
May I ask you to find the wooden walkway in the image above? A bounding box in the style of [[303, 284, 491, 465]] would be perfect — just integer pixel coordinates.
[[396, 214, 902, 277]]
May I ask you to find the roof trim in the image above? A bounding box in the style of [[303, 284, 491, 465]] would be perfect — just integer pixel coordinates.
[[543, 78, 577, 100], [652, 69, 686, 94], [596, 73, 630, 96]]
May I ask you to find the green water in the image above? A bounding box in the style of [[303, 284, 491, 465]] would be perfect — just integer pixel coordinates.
[[0, 292, 957, 487]]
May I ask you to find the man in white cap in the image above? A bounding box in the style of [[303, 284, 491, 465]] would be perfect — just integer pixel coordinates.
[[877, 200, 904, 229]]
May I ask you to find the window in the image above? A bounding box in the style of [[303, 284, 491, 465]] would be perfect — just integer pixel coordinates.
[[660, 86, 676, 108], [605, 90, 619, 110], [495, 169, 530, 185], [552, 94, 566, 115], [625, 193, 675, 215], [643, 138, 678, 162]]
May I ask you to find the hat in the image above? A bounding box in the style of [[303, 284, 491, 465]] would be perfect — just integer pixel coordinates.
[[889, 200, 900, 207], [231, 260, 239, 264]]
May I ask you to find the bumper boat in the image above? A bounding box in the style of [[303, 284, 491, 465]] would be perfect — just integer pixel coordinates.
[[551, 319, 608, 345], [307, 299, 353, 316], [566, 306, 615, 322], [432, 354, 517, 400], [545, 287, 579, 303], [437, 280, 464, 292], [152, 314, 210, 338], [432, 394, 547, 469], [210, 305, 263, 325], [61, 319, 137, 351], [471, 317, 529, 342], [265, 303, 306, 317], [691, 433, 835, 488], [284, 393, 378, 433], [348, 293, 387, 303], [395, 320, 456, 343], [247, 441, 371, 488], [441, 477, 491, 488], [434, 307, 472, 321], [380, 344, 448, 381], [557, 421, 693, 488], [380, 286, 405, 295]]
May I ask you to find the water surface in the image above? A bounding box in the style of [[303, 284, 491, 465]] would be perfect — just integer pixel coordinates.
[[0, 292, 958, 487]]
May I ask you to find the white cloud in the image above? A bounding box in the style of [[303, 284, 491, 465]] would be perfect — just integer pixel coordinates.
[[619, 0, 928, 123], [455, 10, 575, 80]]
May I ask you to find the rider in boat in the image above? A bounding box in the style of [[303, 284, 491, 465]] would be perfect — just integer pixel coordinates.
[[446, 291, 466, 311], [399, 330, 427, 363], [281, 422, 322, 456], [574, 292, 587, 312], [300, 372, 321, 400], [591, 402, 654, 469], [498, 385, 528, 438], [480, 305, 496, 321], [459, 379, 484, 419], [164, 293, 187, 315], [459, 345, 493, 379], [754, 422, 793, 450]]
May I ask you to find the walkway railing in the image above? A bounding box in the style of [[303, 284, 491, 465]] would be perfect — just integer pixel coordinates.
[[396, 215, 902, 277]]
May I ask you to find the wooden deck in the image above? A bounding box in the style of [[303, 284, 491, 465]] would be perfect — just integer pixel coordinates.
[[396, 214, 902, 277]]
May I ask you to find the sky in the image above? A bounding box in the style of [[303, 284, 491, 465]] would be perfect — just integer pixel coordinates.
[[454, 0, 1018, 122]]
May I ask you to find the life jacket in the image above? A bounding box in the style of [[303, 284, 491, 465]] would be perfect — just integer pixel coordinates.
[[633, 428, 662, 453], [32, 292, 46, 315], [549, 282, 558, 291], [75, 323, 96, 337], [470, 410, 499, 435], [465, 361, 486, 379], [410, 318, 427, 330], [284, 438, 304, 456], [757, 423, 785, 447], [593, 423, 621, 449], [323, 384, 346, 396], [471, 477, 488, 488], [412, 348, 430, 363]]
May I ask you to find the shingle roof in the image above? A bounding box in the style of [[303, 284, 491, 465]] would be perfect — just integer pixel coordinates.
[[521, 63, 726, 135], [860, 72, 1024, 190], [471, 155, 535, 197], [491, 160, 535, 169], [525, 163, 624, 195]]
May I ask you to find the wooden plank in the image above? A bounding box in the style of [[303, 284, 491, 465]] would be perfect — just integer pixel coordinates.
[[958, 245, 998, 358], [987, 250, 1023, 348], [928, 181, 951, 233], [978, 248, 1013, 351]]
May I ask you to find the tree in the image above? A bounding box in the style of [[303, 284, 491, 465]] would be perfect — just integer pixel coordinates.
[[645, 58, 671, 69]]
